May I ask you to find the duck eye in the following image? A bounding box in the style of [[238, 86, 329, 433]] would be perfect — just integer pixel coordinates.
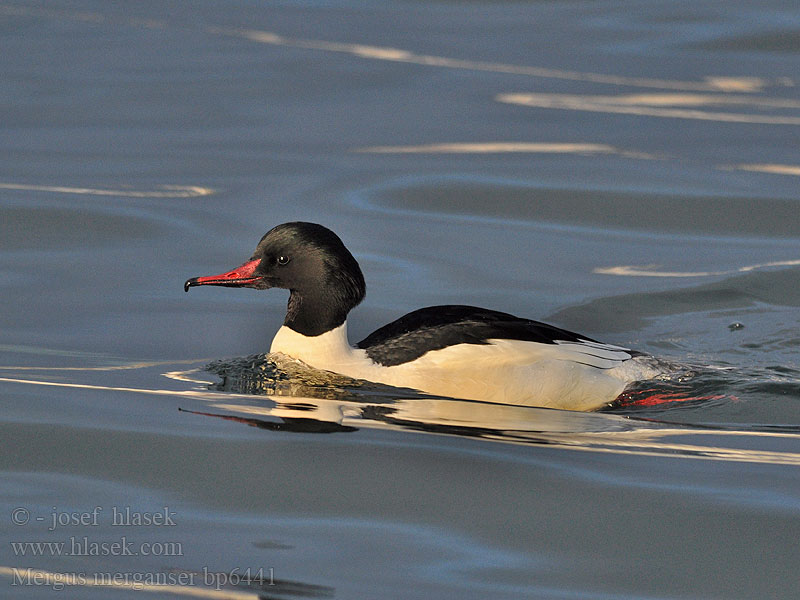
[[277, 255, 290, 265]]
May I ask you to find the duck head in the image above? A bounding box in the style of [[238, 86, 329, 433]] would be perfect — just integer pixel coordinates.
[[185, 222, 366, 336]]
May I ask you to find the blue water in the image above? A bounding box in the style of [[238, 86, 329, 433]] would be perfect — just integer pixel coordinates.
[[1, 1, 799, 598]]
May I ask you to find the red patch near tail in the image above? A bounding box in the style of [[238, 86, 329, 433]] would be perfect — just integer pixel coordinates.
[[616, 388, 731, 407]]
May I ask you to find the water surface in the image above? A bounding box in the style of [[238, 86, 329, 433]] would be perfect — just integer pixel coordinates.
[[1, 1, 799, 598]]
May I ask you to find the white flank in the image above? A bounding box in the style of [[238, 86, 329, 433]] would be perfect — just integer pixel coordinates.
[[270, 323, 655, 411]]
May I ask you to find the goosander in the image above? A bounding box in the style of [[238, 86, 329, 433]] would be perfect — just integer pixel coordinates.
[[185, 222, 662, 411]]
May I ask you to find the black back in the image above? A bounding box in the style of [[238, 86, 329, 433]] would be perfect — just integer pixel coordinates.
[[357, 305, 598, 366]]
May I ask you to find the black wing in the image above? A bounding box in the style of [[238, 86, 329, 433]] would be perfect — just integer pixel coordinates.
[[356, 305, 603, 367]]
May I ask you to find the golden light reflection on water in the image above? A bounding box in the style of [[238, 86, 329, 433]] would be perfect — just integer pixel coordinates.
[[594, 259, 800, 278], [4, 359, 798, 467], [354, 141, 666, 161], [357, 142, 631, 156], [496, 92, 800, 125], [2, 2, 798, 187], [0, 375, 230, 401], [733, 164, 800, 176], [1, 4, 793, 93], [0, 183, 214, 197], [228, 28, 786, 93], [195, 393, 800, 466], [0, 360, 207, 372]]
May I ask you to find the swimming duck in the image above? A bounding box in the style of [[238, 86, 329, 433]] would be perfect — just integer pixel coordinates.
[[185, 222, 662, 410]]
